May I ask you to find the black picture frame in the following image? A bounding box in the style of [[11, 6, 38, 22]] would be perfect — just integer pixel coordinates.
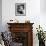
[[15, 3, 26, 16]]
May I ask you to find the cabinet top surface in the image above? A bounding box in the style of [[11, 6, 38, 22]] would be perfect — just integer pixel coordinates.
[[7, 23, 34, 25]]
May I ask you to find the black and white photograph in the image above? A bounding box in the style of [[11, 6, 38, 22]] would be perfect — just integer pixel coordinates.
[[15, 3, 26, 16]]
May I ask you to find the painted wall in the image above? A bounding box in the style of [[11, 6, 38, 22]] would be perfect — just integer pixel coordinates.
[[40, 0, 46, 31], [0, 0, 2, 32], [2, 0, 46, 46], [40, 0, 46, 14]]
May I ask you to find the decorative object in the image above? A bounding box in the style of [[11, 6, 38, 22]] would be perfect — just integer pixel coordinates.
[[15, 3, 26, 16], [25, 20, 30, 23], [10, 20, 13, 21], [36, 25, 45, 46], [8, 19, 19, 23]]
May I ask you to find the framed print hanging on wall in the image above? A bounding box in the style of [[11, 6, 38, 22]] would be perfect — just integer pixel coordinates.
[[15, 3, 26, 16]]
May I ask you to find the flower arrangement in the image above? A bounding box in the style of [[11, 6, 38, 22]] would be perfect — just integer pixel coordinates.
[[36, 25, 45, 41]]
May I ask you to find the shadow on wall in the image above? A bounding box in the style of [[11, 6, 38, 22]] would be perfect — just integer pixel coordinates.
[[40, 0, 46, 14], [0, 0, 2, 32]]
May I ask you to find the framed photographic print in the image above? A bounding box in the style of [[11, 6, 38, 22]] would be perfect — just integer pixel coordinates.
[[15, 3, 26, 16]]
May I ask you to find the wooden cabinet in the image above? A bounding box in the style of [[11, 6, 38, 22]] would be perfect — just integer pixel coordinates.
[[7, 23, 34, 46]]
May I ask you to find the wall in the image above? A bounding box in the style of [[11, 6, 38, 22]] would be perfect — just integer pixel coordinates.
[[40, 0, 46, 31], [40, 0, 46, 14], [0, 0, 2, 32], [2, 0, 46, 46]]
